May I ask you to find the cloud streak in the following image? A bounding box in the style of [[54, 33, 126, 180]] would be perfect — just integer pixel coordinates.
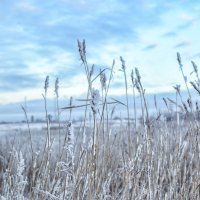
[[174, 41, 190, 48], [142, 44, 157, 51], [162, 31, 177, 38], [0, 71, 41, 92], [15, 2, 40, 12]]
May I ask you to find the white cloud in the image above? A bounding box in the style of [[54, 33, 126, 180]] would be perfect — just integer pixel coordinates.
[[1, 0, 200, 107], [179, 12, 196, 22], [15, 2, 40, 12], [0, 88, 43, 105], [25, 50, 76, 76]]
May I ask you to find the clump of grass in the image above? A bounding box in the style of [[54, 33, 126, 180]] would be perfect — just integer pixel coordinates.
[[0, 43, 200, 200]]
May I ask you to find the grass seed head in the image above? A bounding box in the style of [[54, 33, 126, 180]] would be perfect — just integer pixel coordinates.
[[177, 52, 183, 69], [135, 67, 141, 82], [120, 56, 126, 70], [100, 69, 107, 89], [77, 40, 85, 62], [173, 84, 181, 94], [55, 77, 59, 98], [135, 78, 141, 93], [191, 61, 198, 73], [44, 75, 49, 94], [131, 69, 135, 85]]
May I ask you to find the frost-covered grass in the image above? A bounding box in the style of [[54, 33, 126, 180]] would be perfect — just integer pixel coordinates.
[[0, 42, 200, 199], [0, 119, 199, 199]]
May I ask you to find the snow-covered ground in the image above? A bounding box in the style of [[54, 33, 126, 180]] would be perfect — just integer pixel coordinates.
[[0, 119, 125, 137], [0, 122, 45, 136]]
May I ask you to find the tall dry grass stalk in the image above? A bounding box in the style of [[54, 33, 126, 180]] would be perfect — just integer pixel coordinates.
[[120, 56, 131, 157]]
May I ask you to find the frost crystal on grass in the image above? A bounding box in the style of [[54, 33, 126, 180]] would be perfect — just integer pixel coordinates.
[[64, 121, 74, 165], [90, 88, 100, 115]]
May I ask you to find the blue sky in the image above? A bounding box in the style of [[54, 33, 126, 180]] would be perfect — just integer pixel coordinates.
[[1, 0, 200, 105]]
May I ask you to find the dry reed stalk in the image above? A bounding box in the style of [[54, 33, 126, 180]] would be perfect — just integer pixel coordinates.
[[120, 56, 131, 158]]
